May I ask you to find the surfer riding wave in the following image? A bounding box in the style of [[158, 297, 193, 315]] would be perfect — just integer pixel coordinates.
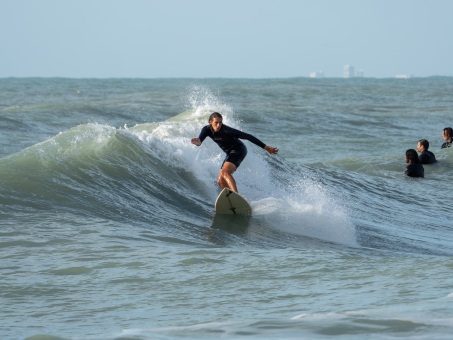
[[191, 112, 278, 193]]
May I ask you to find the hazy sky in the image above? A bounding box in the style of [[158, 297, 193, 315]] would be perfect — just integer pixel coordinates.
[[1, 0, 452, 78]]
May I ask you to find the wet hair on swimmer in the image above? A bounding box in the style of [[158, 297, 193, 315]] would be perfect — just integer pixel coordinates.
[[209, 112, 222, 122], [406, 149, 420, 163], [443, 127, 453, 137], [418, 139, 429, 149]]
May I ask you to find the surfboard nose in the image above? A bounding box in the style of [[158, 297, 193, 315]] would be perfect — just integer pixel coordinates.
[[215, 188, 252, 215]]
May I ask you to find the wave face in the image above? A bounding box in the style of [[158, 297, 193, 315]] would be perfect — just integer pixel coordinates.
[[1, 106, 357, 249]]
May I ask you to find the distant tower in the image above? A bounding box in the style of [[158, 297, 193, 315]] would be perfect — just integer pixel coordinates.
[[343, 64, 355, 78], [309, 71, 324, 78]]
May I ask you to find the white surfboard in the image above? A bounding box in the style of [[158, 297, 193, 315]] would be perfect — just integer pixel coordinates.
[[215, 188, 252, 216]]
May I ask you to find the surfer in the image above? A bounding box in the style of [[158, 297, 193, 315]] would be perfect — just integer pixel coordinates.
[[441, 127, 453, 148], [191, 112, 278, 193], [405, 149, 424, 178], [417, 139, 437, 164]]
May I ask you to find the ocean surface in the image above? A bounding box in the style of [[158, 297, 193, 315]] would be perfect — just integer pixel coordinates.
[[1, 77, 452, 340]]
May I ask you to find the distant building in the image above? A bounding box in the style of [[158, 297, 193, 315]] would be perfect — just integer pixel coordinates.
[[343, 64, 355, 78], [395, 74, 412, 79], [356, 69, 364, 78], [309, 71, 324, 78]]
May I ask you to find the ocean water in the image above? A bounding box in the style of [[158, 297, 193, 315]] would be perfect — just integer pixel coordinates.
[[1, 77, 452, 340]]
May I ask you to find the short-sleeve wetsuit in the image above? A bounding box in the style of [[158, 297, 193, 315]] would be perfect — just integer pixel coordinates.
[[197, 124, 266, 168]]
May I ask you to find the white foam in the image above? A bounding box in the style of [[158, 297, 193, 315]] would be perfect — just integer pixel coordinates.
[[126, 86, 356, 246], [126, 88, 251, 194]]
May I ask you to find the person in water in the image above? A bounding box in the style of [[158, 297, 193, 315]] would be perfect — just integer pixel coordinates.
[[441, 127, 453, 148], [417, 139, 437, 164], [405, 149, 424, 178], [191, 112, 278, 193]]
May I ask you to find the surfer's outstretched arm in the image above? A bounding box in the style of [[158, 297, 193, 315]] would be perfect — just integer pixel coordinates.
[[264, 145, 279, 154], [191, 137, 201, 146]]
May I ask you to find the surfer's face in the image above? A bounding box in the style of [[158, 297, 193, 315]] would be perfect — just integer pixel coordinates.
[[210, 117, 223, 132]]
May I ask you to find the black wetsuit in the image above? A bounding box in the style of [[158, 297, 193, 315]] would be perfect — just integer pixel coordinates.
[[441, 140, 452, 148], [419, 150, 436, 164], [405, 163, 424, 178], [198, 124, 266, 168]]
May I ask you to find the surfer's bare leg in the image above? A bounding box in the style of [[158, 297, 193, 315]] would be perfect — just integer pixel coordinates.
[[217, 162, 238, 193]]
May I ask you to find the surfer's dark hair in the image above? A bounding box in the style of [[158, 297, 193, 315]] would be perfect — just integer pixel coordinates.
[[418, 139, 429, 149], [209, 112, 222, 122], [406, 149, 420, 163], [443, 127, 453, 137]]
